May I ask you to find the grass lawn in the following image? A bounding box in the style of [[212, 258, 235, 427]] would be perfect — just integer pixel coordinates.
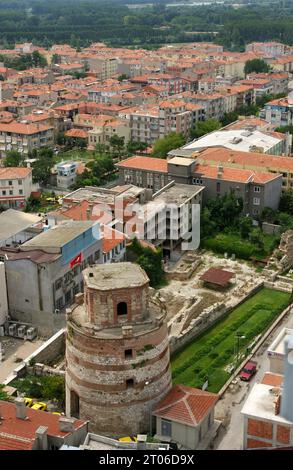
[[202, 232, 279, 261], [171, 288, 291, 393], [54, 149, 94, 163]]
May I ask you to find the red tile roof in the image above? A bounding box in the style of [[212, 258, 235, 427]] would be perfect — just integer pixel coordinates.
[[200, 267, 235, 287], [0, 433, 34, 450], [65, 128, 88, 139], [195, 164, 279, 184], [153, 385, 218, 427], [0, 167, 32, 179], [199, 147, 293, 173], [117, 156, 168, 173], [102, 225, 127, 254], [0, 400, 85, 444]]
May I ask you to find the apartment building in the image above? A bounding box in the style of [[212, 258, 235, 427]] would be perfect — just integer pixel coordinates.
[[0, 221, 102, 334], [0, 167, 33, 209], [187, 93, 226, 120], [198, 146, 293, 192], [261, 97, 293, 127], [117, 155, 282, 218], [181, 128, 291, 156], [0, 120, 54, 157], [245, 42, 289, 57], [135, 182, 203, 258], [82, 56, 118, 80]]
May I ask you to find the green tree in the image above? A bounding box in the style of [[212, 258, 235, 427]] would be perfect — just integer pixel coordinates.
[[201, 207, 218, 239], [190, 119, 221, 139], [152, 132, 185, 158], [127, 140, 148, 155], [260, 207, 278, 224], [3, 150, 23, 167], [279, 189, 293, 215], [221, 111, 239, 127], [249, 228, 264, 250], [244, 59, 270, 76], [239, 216, 253, 239], [109, 134, 125, 159], [0, 384, 9, 401], [32, 148, 54, 186]]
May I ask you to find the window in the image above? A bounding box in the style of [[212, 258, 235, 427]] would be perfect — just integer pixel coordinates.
[[161, 419, 172, 437], [55, 297, 63, 310], [2, 191, 6, 196], [94, 250, 100, 261], [18, 180, 22, 185], [254, 186, 260, 193], [19, 189, 23, 195], [65, 290, 72, 304], [216, 182, 221, 193], [9, 190, 13, 195], [55, 278, 62, 290], [117, 301, 127, 316], [253, 197, 260, 206], [126, 379, 134, 389], [125, 349, 133, 360], [70, 390, 79, 419], [8, 180, 12, 186]]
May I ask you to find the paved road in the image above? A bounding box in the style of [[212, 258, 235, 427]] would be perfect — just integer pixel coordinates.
[[214, 308, 293, 450]]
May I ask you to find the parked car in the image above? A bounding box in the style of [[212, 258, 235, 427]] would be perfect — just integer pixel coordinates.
[[118, 436, 137, 443], [240, 361, 257, 381], [24, 397, 34, 407], [31, 402, 47, 411]]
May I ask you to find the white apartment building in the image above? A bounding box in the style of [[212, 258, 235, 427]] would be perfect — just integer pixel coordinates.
[[0, 167, 34, 210]]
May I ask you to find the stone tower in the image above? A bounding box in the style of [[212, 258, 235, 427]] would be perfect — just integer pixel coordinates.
[[65, 262, 172, 437]]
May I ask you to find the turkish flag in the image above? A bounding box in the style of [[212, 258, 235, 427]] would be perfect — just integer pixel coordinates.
[[70, 253, 82, 269]]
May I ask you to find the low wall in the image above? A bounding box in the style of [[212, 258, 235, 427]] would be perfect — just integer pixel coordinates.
[[3, 329, 66, 385], [262, 222, 281, 235], [169, 282, 264, 356]]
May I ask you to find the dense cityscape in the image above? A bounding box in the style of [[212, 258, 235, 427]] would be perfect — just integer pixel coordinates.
[[0, 0, 293, 457]]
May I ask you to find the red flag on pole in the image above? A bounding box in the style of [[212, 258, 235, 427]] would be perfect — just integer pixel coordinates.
[[70, 253, 82, 269]]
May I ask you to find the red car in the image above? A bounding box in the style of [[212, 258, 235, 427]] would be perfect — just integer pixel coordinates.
[[240, 361, 257, 381]]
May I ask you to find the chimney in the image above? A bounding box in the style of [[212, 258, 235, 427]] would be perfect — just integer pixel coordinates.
[[280, 335, 293, 421], [136, 434, 147, 450], [217, 163, 223, 179], [15, 397, 27, 420], [36, 426, 48, 450], [274, 394, 281, 415], [59, 416, 75, 433]]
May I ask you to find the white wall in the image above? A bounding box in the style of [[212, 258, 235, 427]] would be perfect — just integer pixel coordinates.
[[0, 262, 8, 325]]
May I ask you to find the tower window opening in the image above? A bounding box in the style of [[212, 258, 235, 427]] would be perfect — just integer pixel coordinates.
[[117, 301, 127, 316], [126, 378, 134, 389]]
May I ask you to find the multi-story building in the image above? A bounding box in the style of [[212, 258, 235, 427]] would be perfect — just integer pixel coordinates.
[[241, 331, 293, 450], [117, 155, 282, 218], [0, 120, 54, 158], [261, 97, 293, 127], [56, 161, 78, 190], [0, 167, 34, 209], [245, 42, 289, 57], [181, 128, 291, 156], [197, 146, 293, 192], [0, 221, 102, 335]]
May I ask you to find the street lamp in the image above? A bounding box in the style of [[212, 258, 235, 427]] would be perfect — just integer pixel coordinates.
[[234, 332, 246, 369]]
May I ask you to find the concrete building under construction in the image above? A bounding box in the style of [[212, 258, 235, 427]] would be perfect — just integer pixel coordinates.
[[65, 262, 172, 437]]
